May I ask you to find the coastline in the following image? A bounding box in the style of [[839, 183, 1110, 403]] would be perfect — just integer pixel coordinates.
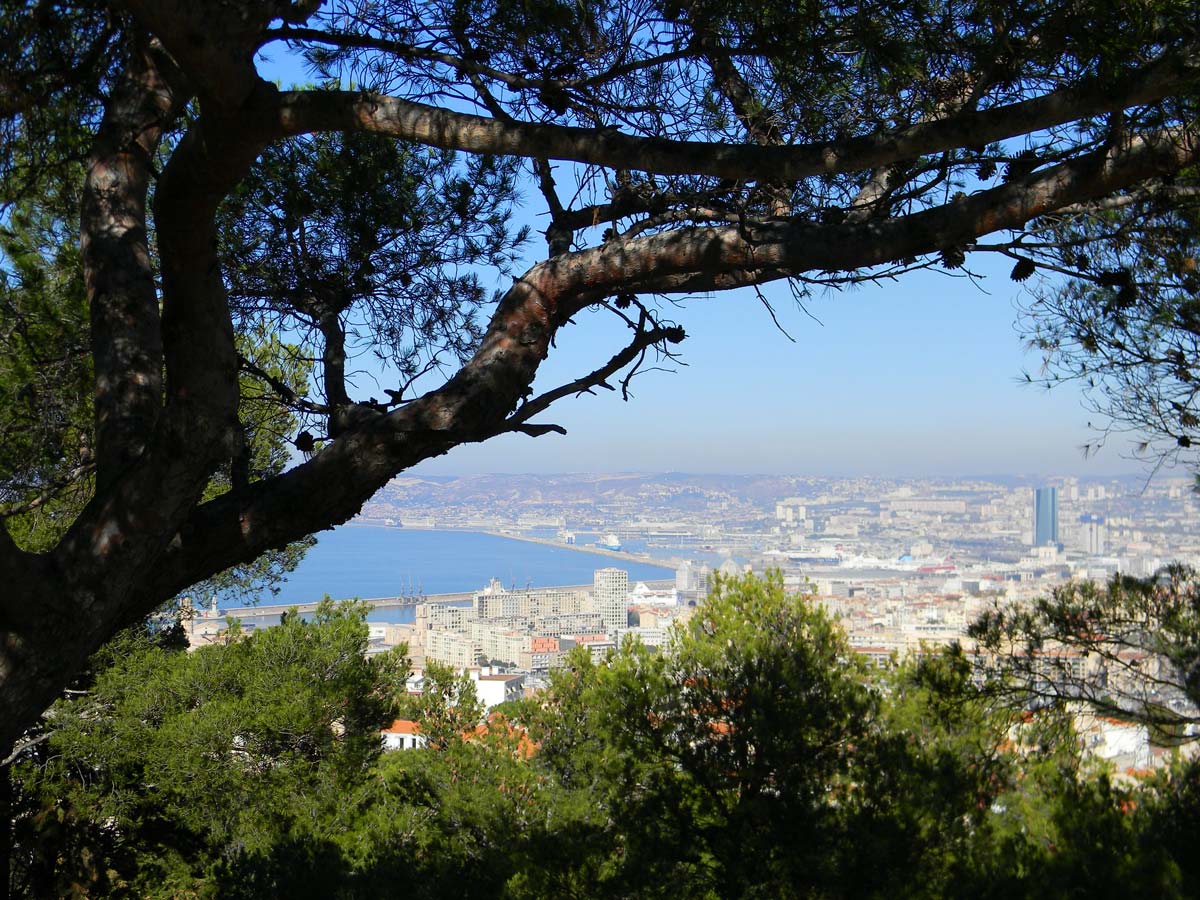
[[217, 573, 678, 625], [350, 519, 681, 571], [219, 522, 686, 610]]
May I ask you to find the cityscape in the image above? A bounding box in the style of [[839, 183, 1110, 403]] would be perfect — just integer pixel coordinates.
[[181, 471, 1200, 773]]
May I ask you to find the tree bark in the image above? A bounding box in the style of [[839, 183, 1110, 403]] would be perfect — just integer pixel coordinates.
[[0, 751, 10, 900], [82, 37, 177, 489]]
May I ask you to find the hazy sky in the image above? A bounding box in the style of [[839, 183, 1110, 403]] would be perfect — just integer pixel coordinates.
[[410, 257, 1135, 478], [257, 50, 1148, 480]]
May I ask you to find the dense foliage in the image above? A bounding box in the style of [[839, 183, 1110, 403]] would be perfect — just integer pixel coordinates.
[[1018, 170, 1200, 470], [13, 575, 1200, 898], [12, 603, 409, 897]]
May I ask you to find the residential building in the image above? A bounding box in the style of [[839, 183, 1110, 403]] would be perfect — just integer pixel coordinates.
[[594, 567, 629, 636], [381, 719, 427, 751]]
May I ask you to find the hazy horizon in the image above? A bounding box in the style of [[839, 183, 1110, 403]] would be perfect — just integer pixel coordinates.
[[402, 259, 1161, 480], [393, 469, 1183, 483]]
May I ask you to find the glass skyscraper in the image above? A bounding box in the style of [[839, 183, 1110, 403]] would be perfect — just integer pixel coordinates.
[[1034, 487, 1059, 546]]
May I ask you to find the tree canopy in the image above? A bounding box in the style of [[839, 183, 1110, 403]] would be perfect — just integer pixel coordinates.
[[2, 0, 1200, 748], [15, 578, 1200, 898], [11, 602, 409, 897]]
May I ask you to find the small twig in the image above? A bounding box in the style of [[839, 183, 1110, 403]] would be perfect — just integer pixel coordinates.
[[505, 308, 680, 431], [0, 462, 95, 520], [238, 354, 331, 416], [2, 730, 52, 766], [753, 284, 796, 342]]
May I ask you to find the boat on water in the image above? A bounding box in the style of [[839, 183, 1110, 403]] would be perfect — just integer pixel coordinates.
[[598, 532, 623, 551]]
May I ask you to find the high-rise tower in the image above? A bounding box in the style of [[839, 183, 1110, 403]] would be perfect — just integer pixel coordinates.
[[1079, 513, 1106, 555], [594, 567, 629, 636], [1034, 487, 1059, 546]]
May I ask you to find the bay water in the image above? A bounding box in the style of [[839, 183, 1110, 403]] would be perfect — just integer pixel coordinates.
[[227, 526, 674, 625]]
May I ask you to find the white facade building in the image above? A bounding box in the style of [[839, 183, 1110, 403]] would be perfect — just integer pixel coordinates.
[[470, 671, 526, 710], [381, 719, 427, 751], [594, 568, 629, 637]]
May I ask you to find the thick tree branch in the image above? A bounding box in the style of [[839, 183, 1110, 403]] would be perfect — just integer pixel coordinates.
[[119, 0, 276, 111], [126, 125, 1200, 609], [136, 268, 564, 602], [563, 127, 1200, 301], [152, 112, 268, 483], [273, 47, 1200, 180], [1048, 183, 1200, 216]]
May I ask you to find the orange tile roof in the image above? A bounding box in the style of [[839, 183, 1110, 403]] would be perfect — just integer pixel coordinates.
[[469, 712, 538, 759]]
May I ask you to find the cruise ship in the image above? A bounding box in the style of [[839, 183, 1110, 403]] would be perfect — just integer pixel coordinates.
[[767, 547, 957, 573], [785, 549, 843, 567]]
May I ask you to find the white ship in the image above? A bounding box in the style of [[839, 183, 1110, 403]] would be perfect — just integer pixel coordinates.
[[599, 532, 622, 551], [780, 545, 844, 567]]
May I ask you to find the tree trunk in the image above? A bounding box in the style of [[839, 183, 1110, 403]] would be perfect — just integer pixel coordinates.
[[0, 750, 11, 900]]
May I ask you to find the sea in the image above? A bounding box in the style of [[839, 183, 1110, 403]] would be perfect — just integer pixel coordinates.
[[224, 526, 674, 626]]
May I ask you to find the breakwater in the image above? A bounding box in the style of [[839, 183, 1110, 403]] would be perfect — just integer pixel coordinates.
[[476, 529, 684, 569]]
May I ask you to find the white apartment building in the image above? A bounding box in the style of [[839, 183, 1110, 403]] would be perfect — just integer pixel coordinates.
[[473, 579, 591, 619], [594, 567, 629, 637], [424, 627, 480, 668]]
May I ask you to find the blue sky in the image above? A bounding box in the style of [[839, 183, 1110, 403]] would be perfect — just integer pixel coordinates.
[[256, 50, 1142, 479], [411, 255, 1131, 477]]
